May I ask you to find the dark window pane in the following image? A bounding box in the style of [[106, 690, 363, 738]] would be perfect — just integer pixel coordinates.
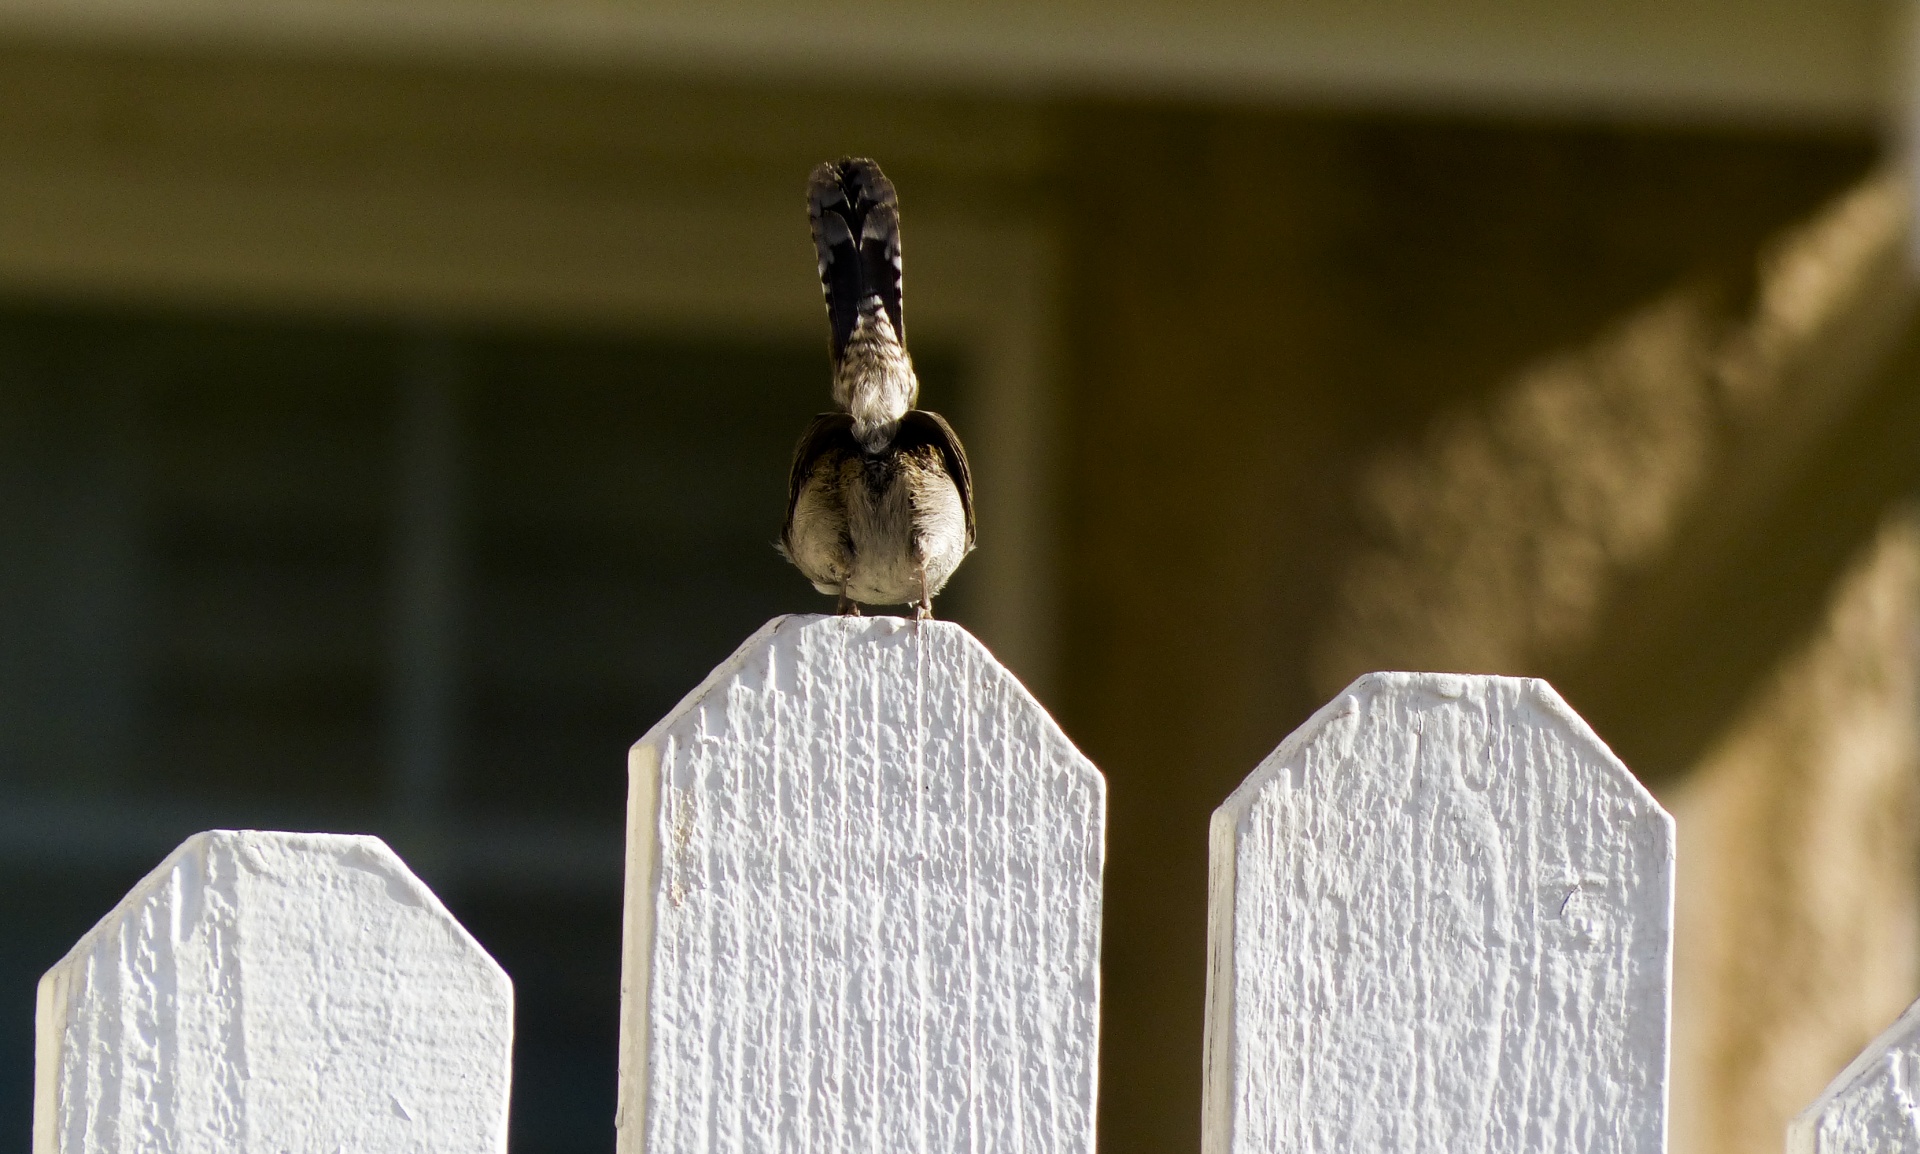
[[0, 302, 973, 1154], [141, 323, 395, 803]]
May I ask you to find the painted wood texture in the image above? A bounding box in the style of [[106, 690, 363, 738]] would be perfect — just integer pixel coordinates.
[[618, 614, 1105, 1154], [1788, 997, 1920, 1151], [1204, 673, 1674, 1154], [34, 830, 513, 1154]]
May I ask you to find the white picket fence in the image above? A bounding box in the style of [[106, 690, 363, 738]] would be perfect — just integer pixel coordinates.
[[21, 613, 1916, 1152]]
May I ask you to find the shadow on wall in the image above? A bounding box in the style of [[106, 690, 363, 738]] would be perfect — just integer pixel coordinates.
[[1316, 173, 1920, 1154], [1057, 108, 1910, 1154], [1317, 174, 1918, 777]]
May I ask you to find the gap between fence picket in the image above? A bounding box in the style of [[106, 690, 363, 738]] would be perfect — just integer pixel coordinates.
[[93, 616, 1920, 1154]]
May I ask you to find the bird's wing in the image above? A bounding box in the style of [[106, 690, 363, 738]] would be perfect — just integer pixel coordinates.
[[783, 412, 858, 540], [807, 158, 905, 363], [898, 409, 975, 546]]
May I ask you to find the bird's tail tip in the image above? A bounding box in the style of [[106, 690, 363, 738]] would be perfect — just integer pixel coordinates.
[[808, 158, 896, 215], [808, 157, 906, 361]]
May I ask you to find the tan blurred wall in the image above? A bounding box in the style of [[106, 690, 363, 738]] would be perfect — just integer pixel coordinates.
[[1670, 510, 1920, 1154], [1055, 105, 1919, 1154]]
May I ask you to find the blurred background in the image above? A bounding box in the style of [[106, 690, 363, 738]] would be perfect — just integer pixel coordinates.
[[0, 1, 1914, 1151]]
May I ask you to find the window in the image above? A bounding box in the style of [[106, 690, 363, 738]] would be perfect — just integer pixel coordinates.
[[0, 302, 971, 1152]]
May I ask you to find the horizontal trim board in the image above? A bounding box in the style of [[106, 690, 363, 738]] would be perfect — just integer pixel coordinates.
[[0, 0, 1895, 123]]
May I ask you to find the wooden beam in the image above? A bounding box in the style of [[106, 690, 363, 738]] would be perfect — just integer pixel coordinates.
[[35, 830, 512, 1153], [1208, 674, 1673, 1154], [0, 0, 1887, 122], [618, 615, 1104, 1154]]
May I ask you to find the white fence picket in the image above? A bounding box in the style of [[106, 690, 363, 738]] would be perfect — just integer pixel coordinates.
[[1787, 998, 1920, 1152], [33, 829, 513, 1154], [616, 614, 1106, 1154], [1204, 672, 1675, 1154]]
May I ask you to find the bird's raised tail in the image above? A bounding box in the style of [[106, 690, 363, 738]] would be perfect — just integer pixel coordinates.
[[807, 158, 905, 367]]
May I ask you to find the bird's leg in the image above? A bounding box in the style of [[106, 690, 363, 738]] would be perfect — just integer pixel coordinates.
[[914, 564, 934, 622], [837, 590, 863, 617]]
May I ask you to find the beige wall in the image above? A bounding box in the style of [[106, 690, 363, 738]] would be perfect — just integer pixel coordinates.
[[1057, 105, 1909, 1154], [1670, 511, 1920, 1154]]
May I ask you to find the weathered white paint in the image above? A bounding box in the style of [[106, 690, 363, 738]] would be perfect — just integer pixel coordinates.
[[617, 613, 1105, 1154], [34, 829, 513, 1154], [1204, 672, 1674, 1154], [1787, 997, 1920, 1152]]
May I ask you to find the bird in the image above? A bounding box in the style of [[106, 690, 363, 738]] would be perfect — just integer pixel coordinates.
[[779, 157, 975, 620]]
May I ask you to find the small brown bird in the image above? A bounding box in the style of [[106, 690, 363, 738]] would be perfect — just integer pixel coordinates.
[[780, 158, 975, 619]]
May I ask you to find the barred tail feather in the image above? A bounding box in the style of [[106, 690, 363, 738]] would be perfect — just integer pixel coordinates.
[[807, 157, 905, 365]]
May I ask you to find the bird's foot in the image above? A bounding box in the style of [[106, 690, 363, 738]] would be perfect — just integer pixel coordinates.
[[837, 593, 863, 617]]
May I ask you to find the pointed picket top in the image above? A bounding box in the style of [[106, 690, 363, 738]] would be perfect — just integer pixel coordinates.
[[1788, 997, 1920, 1152], [1205, 672, 1674, 1154], [618, 613, 1105, 1154], [35, 829, 513, 1154]]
